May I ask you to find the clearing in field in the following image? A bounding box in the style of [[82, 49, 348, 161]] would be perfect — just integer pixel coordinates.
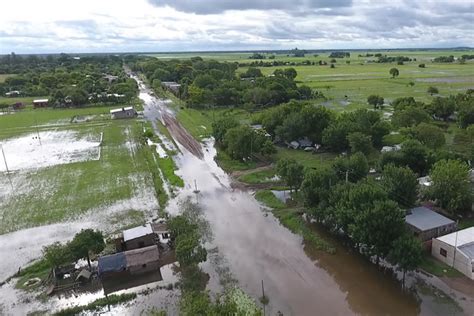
[[0, 130, 101, 172], [0, 106, 158, 235]]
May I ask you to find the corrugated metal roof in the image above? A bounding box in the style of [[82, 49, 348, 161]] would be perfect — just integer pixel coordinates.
[[123, 224, 153, 242], [33, 99, 49, 103], [124, 245, 159, 267], [436, 227, 474, 248], [110, 106, 134, 114], [459, 243, 474, 260], [98, 252, 126, 276], [405, 207, 454, 231]]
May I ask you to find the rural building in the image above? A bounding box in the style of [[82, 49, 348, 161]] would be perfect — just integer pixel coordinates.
[[417, 176, 433, 187], [12, 102, 25, 110], [98, 245, 160, 278], [405, 206, 457, 243], [123, 223, 156, 250], [151, 222, 171, 243], [432, 227, 474, 280], [161, 81, 181, 94], [5, 90, 20, 97], [33, 99, 49, 108], [110, 106, 137, 119], [381, 144, 401, 153]]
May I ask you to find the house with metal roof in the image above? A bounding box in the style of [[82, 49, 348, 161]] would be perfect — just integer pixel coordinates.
[[432, 227, 474, 280], [405, 206, 457, 242], [98, 245, 160, 278], [123, 224, 156, 250], [110, 106, 137, 119]]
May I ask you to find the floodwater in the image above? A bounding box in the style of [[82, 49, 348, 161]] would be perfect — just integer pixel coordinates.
[[136, 75, 473, 315], [0, 73, 471, 315]]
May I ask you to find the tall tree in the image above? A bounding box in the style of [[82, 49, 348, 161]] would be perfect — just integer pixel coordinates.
[[276, 158, 304, 192], [389, 68, 400, 78], [69, 229, 105, 269], [429, 159, 472, 214], [381, 164, 418, 208], [388, 234, 423, 285]]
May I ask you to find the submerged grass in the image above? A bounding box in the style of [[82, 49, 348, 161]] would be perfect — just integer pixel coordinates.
[[255, 189, 335, 253], [238, 169, 277, 184], [254, 190, 286, 209], [0, 108, 158, 234], [158, 156, 184, 188], [15, 259, 50, 290], [53, 293, 137, 316]]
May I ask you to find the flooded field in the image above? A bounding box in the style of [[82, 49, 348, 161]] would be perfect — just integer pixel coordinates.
[[0, 130, 101, 172], [137, 76, 473, 315], [0, 74, 472, 316]]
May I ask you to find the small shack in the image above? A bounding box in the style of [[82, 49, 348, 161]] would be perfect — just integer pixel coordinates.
[[98, 245, 160, 278], [161, 82, 181, 95], [110, 106, 137, 119], [123, 223, 156, 250], [33, 99, 49, 108], [151, 222, 171, 243], [12, 102, 25, 110], [432, 227, 474, 280], [405, 206, 457, 244]]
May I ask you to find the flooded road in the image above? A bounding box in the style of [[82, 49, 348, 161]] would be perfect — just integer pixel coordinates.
[[135, 75, 473, 315]]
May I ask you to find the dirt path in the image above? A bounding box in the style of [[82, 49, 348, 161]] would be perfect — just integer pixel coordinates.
[[162, 113, 204, 159]]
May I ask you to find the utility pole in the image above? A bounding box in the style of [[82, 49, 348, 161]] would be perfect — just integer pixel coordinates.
[[34, 116, 42, 146], [1, 144, 14, 191], [261, 279, 266, 316], [452, 225, 459, 268], [345, 170, 349, 183]]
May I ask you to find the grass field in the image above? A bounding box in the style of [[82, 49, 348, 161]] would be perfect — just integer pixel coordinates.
[[0, 74, 16, 83], [150, 49, 474, 112], [0, 106, 160, 234]]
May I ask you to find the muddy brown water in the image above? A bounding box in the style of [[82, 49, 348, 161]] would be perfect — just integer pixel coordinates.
[[0, 74, 470, 315], [136, 74, 471, 315]]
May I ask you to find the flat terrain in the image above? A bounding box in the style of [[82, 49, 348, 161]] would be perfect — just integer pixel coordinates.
[[0, 106, 158, 234], [150, 49, 474, 111]]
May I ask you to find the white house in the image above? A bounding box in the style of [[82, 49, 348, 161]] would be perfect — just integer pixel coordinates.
[[431, 227, 474, 280]]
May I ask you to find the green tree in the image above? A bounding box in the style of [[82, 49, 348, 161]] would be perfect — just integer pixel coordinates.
[[381, 164, 418, 208], [429, 159, 472, 214], [300, 168, 338, 208], [333, 152, 369, 183], [400, 140, 430, 175], [347, 132, 372, 155], [69, 229, 105, 269], [389, 68, 399, 78], [43, 242, 73, 268], [412, 122, 445, 149], [367, 95, 384, 109], [241, 67, 263, 79], [212, 117, 239, 145], [276, 158, 304, 192], [427, 86, 439, 95], [388, 234, 423, 285], [351, 200, 405, 264], [224, 126, 264, 161], [428, 97, 455, 121], [392, 107, 431, 128]]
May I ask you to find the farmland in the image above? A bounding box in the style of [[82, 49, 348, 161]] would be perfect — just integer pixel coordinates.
[[0, 106, 159, 234], [150, 49, 474, 111]]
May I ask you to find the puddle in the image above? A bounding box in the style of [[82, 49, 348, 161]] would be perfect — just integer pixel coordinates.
[[0, 130, 101, 172]]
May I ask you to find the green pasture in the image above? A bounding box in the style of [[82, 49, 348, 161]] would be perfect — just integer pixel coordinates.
[[0, 107, 159, 235]]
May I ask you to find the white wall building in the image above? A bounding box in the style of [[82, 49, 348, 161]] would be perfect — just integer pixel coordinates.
[[431, 227, 474, 280]]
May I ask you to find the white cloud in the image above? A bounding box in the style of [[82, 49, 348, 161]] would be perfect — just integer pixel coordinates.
[[0, 0, 472, 53]]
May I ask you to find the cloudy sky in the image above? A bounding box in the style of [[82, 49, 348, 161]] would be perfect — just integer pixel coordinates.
[[0, 0, 473, 54]]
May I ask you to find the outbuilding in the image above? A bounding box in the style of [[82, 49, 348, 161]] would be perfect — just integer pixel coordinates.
[[432, 227, 474, 280], [123, 223, 156, 250], [33, 99, 49, 108], [98, 245, 160, 278], [405, 206, 457, 243], [110, 106, 137, 119]]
